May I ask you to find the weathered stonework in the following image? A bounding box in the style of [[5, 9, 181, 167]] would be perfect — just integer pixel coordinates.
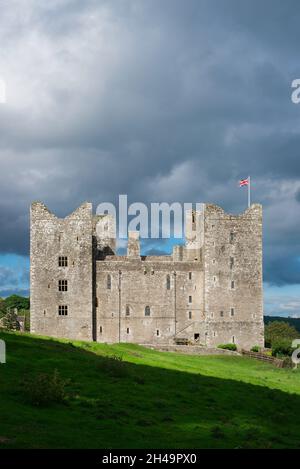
[[30, 202, 264, 349]]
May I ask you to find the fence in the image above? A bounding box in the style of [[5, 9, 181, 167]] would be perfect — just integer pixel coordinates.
[[241, 349, 285, 368]]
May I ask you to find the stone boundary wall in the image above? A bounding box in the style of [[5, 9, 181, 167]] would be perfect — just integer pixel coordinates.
[[142, 344, 240, 356]]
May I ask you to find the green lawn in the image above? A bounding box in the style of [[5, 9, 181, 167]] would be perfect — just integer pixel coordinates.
[[0, 331, 300, 449]]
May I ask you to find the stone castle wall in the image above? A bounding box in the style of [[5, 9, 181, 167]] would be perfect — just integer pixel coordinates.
[[30, 202, 264, 349]]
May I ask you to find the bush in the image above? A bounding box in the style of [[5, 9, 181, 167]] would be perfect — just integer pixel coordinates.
[[98, 354, 130, 378], [251, 346, 261, 353], [217, 343, 237, 351], [282, 356, 294, 368], [271, 339, 293, 358], [23, 369, 69, 406]]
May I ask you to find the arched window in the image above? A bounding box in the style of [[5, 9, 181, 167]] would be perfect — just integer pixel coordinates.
[[107, 274, 111, 290], [126, 305, 130, 316], [166, 274, 171, 290], [145, 306, 151, 317]]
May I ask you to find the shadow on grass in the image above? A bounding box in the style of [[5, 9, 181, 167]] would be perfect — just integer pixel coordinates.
[[0, 331, 299, 449]]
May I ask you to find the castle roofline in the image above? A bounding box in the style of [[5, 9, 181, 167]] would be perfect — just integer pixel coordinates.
[[204, 203, 262, 218], [31, 201, 92, 220]]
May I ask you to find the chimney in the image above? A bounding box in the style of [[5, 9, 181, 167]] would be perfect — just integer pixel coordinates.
[[127, 231, 140, 258]]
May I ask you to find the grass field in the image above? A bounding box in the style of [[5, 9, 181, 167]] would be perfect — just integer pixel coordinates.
[[0, 331, 300, 449]]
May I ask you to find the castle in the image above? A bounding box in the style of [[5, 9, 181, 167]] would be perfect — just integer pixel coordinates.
[[30, 202, 264, 349]]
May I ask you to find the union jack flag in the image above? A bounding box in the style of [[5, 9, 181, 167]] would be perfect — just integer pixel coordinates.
[[239, 178, 249, 187]]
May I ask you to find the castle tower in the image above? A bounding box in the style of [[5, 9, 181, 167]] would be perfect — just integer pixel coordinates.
[[202, 204, 264, 349], [30, 202, 94, 341]]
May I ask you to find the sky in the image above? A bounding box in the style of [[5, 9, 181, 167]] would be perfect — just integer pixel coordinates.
[[0, 0, 299, 317]]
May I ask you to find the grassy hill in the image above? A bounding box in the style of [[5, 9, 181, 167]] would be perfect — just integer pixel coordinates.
[[0, 331, 300, 449]]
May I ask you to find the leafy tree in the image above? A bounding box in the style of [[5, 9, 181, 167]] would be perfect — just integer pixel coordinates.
[[271, 339, 293, 357], [265, 321, 299, 348], [0, 298, 6, 318], [4, 295, 30, 312], [1, 309, 20, 331]]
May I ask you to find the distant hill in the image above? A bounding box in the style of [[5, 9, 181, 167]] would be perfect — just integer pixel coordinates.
[[264, 316, 300, 333]]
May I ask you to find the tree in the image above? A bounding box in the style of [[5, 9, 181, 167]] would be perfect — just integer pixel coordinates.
[[0, 298, 6, 318], [4, 295, 30, 312], [265, 321, 299, 348], [1, 309, 20, 331]]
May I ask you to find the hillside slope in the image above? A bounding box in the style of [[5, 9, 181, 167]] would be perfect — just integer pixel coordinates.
[[0, 331, 300, 449]]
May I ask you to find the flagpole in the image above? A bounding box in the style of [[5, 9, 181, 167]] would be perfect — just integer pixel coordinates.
[[248, 176, 251, 208]]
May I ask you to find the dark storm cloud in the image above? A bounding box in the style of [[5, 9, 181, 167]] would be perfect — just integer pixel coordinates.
[[0, 0, 299, 286]]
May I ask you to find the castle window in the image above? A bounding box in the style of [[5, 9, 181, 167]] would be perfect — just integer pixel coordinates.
[[230, 257, 234, 269], [126, 305, 130, 316], [189, 272, 192, 280], [232, 336, 235, 344], [156, 329, 160, 336], [58, 280, 68, 292], [100, 326, 102, 334], [220, 311, 224, 317], [58, 305, 68, 316], [145, 306, 151, 316], [166, 274, 171, 290], [127, 328, 130, 334], [107, 274, 111, 290], [95, 297, 98, 308], [188, 296, 192, 303], [231, 280, 235, 289], [188, 311, 192, 319], [230, 232, 234, 243], [192, 212, 195, 223], [230, 308, 234, 316], [59, 256, 68, 267]]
